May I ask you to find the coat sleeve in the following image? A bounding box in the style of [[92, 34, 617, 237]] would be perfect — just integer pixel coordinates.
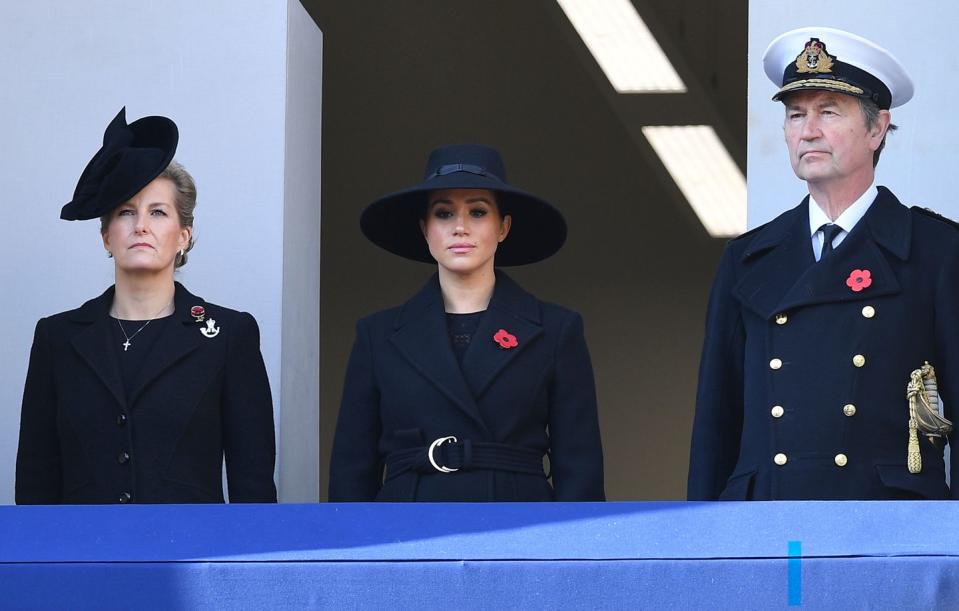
[[934, 232, 959, 499], [328, 319, 383, 501], [687, 244, 746, 500], [15, 319, 62, 504], [547, 311, 605, 501], [222, 312, 277, 502]]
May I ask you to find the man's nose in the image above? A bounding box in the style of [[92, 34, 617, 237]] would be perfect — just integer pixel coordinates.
[[800, 115, 821, 139]]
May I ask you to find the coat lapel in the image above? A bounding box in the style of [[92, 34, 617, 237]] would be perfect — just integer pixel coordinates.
[[732, 199, 815, 319], [776, 187, 909, 312], [734, 188, 910, 319], [390, 274, 489, 432], [460, 271, 543, 398], [70, 287, 126, 408], [127, 282, 204, 407]]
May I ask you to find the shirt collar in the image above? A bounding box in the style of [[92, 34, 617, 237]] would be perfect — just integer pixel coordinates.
[[808, 183, 878, 237]]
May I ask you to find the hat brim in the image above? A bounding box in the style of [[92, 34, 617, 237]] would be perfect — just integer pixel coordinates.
[[360, 173, 567, 266]]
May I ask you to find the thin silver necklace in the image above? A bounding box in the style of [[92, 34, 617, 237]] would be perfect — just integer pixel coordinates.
[[115, 303, 172, 352]]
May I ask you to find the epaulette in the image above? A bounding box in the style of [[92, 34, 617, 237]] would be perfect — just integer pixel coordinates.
[[911, 206, 959, 230]]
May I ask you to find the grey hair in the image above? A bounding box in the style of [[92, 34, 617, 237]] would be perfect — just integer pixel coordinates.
[[858, 98, 897, 168]]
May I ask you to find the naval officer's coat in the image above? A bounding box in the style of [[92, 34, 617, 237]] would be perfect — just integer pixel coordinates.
[[329, 271, 605, 502], [15, 282, 277, 504], [688, 187, 959, 500]]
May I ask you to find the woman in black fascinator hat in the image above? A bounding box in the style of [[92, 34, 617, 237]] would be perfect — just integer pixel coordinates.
[[16, 108, 277, 504]]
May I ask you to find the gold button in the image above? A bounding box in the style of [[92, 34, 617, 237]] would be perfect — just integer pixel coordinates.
[[771, 405, 784, 418], [862, 306, 875, 319], [843, 404, 857, 417], [835, 453, 848, 467], [775, 313, 788, 325], [774, 453, 788, 466], [853, 354, 866, 368], [770, 358, 783, 370]]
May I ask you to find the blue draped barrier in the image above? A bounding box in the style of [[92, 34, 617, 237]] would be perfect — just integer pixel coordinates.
[[1, 502, 957, 609]]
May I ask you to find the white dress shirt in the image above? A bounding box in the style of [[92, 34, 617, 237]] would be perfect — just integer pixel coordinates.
[[808, 184, 878, 261]]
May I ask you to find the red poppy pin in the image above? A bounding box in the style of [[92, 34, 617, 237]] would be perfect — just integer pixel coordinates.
[[493, 329, 518, 349], [845, 269, 872, 292], [190, 305, 206, 322]]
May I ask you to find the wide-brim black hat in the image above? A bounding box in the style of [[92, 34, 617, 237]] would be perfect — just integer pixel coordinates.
[[60, 107, 178, 221], [360, 144, 567, 266]]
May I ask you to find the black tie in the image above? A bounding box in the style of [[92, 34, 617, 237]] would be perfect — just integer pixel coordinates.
[[819, 223, 843, 260]]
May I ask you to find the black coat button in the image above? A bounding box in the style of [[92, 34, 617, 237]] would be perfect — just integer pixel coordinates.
[[119, 492, 132, 503], [118, 451, 130, 464], [116, 414, 127, 426]]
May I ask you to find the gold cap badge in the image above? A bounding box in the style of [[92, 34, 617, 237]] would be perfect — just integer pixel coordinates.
[[795, 38, 835, 74]]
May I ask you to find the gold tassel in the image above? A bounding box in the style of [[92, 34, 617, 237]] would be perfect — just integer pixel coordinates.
[[906, 369, 924, 473], [907, 406, 922, 474]]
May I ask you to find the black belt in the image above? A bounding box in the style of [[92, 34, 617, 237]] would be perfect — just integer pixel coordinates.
[[384, 436, 546, 482]]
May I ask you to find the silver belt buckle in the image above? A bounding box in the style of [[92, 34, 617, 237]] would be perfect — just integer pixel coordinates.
[[427, 436, 459, 473]]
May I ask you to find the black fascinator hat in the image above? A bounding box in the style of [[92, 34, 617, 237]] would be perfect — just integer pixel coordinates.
[[360, 144, 567, 266], [60, 107, 178, 221]]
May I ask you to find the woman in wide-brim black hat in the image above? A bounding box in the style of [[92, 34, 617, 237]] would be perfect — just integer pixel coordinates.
[[329, 144, 605, 502], [15, 108, 277, 505]]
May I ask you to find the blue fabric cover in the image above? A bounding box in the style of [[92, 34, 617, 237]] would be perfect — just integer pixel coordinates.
[[1, 502, 957, 608]]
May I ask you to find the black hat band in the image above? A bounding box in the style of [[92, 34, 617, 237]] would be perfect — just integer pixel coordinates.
[[426, 163, 497, 180]]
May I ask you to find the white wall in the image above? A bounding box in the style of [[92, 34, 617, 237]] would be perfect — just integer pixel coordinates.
[[279, 0, 322, 503], [748, 0, 959, 227], [0, 1, 321, 503]]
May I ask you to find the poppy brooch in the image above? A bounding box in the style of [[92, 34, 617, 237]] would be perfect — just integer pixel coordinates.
[[493, 329, 518, 349], [846, 269, 872, 293], [190, 305, 206, 322]]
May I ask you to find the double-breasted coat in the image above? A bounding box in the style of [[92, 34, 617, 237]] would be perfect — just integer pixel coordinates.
[[329, 271, 605, 502], [16, 282, 277, 504], [688, 187, 959, 500]]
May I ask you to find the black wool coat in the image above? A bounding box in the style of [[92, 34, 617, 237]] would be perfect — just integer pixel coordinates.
[[329, 271, 605, 502], [688, 187, 959, 500], [16, 282, 277, 504]]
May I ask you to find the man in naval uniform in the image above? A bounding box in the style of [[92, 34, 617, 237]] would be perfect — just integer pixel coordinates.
[[688, 27, 958, 500]]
